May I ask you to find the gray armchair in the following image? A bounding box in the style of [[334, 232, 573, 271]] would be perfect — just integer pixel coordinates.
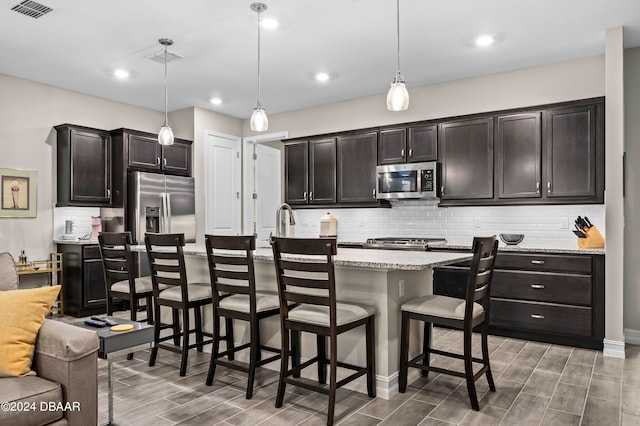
[[0, 252, 99, 426]]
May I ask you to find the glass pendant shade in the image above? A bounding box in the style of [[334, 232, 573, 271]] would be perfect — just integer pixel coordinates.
[[158, 124, 174, 145], [387, 75, 409, 111], [250, 106, 268, 132]]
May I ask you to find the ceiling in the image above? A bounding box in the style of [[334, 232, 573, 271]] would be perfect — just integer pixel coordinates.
[[2, 0, 640, 120]]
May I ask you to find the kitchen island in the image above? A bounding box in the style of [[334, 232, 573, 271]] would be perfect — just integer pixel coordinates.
[[132, 244, 472, 399]]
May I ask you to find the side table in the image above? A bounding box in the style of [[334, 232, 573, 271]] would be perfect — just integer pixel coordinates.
[[17, 252, 64, 315], [74, 317, 153, 426]]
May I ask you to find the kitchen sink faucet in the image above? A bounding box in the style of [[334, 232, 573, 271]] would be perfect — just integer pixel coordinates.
[[275, 203, 296, 237]]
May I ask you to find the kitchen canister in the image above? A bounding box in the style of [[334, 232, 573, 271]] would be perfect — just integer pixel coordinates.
[[319, 212, 337, 237]]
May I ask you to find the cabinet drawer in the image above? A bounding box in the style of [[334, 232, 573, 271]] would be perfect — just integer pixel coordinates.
[[494, 253, 591, 274], [491, 299, 591, 336], [492, 270, 591, 305], [83, 245, 101, 259]]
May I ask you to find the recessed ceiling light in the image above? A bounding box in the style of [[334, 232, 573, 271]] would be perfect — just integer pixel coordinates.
[[210, 97, 223, 105], [475, 35, 494, 47], [113, 69, 130, 79], [315, 72, 330, 82], [261, 18, 278, 29]]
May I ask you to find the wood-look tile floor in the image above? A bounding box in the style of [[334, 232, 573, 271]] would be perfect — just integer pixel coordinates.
[[58, 315, 640, 425]]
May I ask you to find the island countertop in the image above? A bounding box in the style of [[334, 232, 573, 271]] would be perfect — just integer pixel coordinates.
[[131, 244, 473, 271]]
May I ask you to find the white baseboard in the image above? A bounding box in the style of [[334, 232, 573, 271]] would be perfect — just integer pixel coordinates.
[[625, 328, 640, 345], [603, 339, 626, 359]]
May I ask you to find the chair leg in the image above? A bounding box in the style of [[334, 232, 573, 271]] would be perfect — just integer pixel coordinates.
[[327, 334, 338, 426], [463, 327, 479, 411], [366, 316, 376, 397], [275, 328, 290, 408], [291, 330, 301, 378], [398, 311, 410, 393], [225, 318, 235, 361], [317, 335, 327, 385], [247, 318, 259, 399], [422, 322, 431, 377], [206, 312, 221, 386], [195, 306, 204, 352], [149, 301, 161, 367], [146, 296, 154, 325], [172, 308, 181, 346], [107, 294, 114, 316], [180, 308, 190, 376], [481, 322, 496, 392], [127, 297, 137, 360]]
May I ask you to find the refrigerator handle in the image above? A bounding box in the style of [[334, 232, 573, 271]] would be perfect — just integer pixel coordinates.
[[160, 192, 167, 234], [166, 192, 172, 234]]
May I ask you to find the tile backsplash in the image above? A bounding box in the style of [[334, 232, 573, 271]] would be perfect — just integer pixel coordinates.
[[291, 200, 605, 248], [53, 206, 100, 240]]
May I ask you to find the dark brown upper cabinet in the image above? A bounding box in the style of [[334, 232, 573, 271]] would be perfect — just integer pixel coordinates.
[[112, 128, 192, 177], [284, 138, 336, 205], [56, 124, 112, 206], [544, 104, 599, 199], [337, 131, 378, 203], [496, 112, 542, 199], [378, 124, 437, 165], [439, 117, 494, 200]]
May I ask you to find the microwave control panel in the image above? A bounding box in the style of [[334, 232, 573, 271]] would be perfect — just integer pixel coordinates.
[[422, 170, 434, 192]]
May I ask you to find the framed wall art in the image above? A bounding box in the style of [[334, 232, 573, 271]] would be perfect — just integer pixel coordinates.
[[0, 168, 37, 218]]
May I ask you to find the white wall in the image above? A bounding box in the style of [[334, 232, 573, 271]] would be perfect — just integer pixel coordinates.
[[624, 46, 640, 337]]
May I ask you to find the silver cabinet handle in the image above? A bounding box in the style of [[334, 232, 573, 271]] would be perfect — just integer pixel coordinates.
[[531, 314, 545, 320], [547, 181, 551, 193], [536, 182, 540, 194], [163, 158, 167, 167], [441, 186, 445, 196], [157, 157, 161, 166], [401, 148, 405, 157], [531, 284, 545, 289], [372, 188, 376, 198], [107, 189, 111, 198], [303, 191, 307, 201], [409, 148, 413, 157], [531, 260, 545, 265], [310, 191, 314, 201]]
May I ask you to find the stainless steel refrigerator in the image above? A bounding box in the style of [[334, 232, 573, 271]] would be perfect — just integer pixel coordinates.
[[128, 171, 196, 244]]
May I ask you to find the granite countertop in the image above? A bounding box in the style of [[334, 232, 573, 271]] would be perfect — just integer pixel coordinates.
[[439, 243, 605, 255], [130, 244, 473, 271], [54, 239, 99, 245]]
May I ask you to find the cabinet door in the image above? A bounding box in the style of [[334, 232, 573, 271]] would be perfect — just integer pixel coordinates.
[[284, 142, 309, 204], [408, 124, 437, 162], [545, 105, 596, 198], [162, 140, 192, 176], [83, 258, 106, 308], [378, 128, 406, 164], [128, 133, 161, 170], [309, 138, 336, 204], [337, 132, 378, 203], [440, 118, 493, 200], [70, 128, 111, 204], [496, 112, 541, 199]]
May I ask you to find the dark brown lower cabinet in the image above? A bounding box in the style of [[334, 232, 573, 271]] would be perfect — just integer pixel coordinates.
[[57, 243, 106, 317], [434, 251, 604, 349]]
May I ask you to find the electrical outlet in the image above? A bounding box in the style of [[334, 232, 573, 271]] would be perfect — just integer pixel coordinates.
[[560, 217, 569, 229], [473, 217, 481, 229], [399, 280, 405, 297]]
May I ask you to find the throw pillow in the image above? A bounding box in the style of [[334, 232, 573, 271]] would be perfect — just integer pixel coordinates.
[[0, 285, 61, 377]]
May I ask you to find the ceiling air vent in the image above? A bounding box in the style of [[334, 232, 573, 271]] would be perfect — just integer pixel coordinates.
[[11, 0, 52, 19], [147, 50, 183, 64]]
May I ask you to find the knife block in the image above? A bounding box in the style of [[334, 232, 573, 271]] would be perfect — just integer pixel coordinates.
[[578, 225, 605, 249]]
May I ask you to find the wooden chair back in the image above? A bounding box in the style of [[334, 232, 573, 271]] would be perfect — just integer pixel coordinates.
[[465, 236, 498, 321], [270, 237, 337, 326], [204, 234, 257, 310], [98, 232, 137, 294], [144, 233, 188, 299]]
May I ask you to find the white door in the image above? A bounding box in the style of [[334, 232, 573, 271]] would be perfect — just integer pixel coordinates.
[[254, 144, 281, 244], [205, 132, 241, 235]]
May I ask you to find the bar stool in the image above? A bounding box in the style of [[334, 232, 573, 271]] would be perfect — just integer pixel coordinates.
[[399, 236, 498, 410], [204, 234, 281, 398], [145, 233, 213, 376], [98, 231, 156, 359], [271, 237, 376, 426]]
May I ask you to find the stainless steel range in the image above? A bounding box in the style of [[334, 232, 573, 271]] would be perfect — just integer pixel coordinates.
[[363, 237, 447, 251]]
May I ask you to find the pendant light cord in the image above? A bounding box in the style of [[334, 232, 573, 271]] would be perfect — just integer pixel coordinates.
[[256, 9, 262, 107], [395, 0, 401, 78], [164, 43, 169, 126]]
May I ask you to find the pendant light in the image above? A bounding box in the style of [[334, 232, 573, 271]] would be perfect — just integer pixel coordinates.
[[250, 3, 268, 132], [386, 0, 409, 111], [158, 38, 175, 145]]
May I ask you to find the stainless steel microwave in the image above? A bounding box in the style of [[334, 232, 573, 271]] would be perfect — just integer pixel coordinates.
[[376, 161, 440, 200]]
